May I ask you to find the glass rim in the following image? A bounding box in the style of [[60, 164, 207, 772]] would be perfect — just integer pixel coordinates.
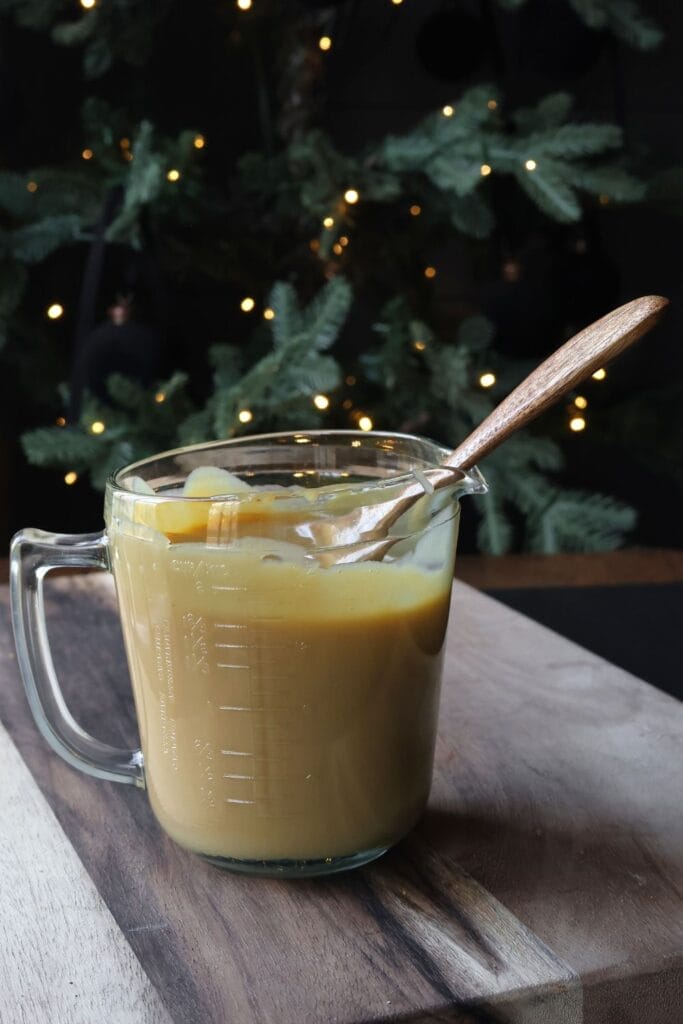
[[107, 429, 485, 504]]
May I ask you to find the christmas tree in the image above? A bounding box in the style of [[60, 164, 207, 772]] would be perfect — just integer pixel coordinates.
[[1, 0, 666, 552]]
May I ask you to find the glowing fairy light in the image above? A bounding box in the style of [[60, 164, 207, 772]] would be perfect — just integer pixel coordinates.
[[46, 303, 64, 320], [55, 416, 66, 427], [80, 0, 96, 8], [319, 36, 332, 51], [81, 148, 93, 160], [424, 266, 436, 279], [409, 204, 421, 216], [442, 105, 454, 117], [238, 409, 253, 423], [263, 307, 275, 320], [592, 368, 607, 381], [154, 391, 166, 403], [313, 394, 330, 410], [90, 421, 105, 435], [569, 415, 586, 432], [479, 372, 496, 388], [574, 395, 588, 409], [487, 99, 498, 110], [413, 340, 426, 352], [344, 188, 359, 204], [358, 415, 373, 432], [167, 169, 181, 182], [323, 216, 334, 228], [525, 159, 537, 171], [193, 134, 205, 149], [27, 181, 38, 193], [64, 471, 78, 485], [240, 297, 255, 312], [480, 164, 492, 177], [236, 0, 252, 9]]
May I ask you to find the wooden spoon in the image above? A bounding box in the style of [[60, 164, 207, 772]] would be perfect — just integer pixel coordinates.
[[313, 294, 669, 564]]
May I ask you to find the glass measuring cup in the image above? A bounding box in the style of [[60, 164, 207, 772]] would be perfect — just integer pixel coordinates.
[[10, 431, 486, 877]]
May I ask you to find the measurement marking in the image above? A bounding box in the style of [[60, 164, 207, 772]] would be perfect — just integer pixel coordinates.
[[223, 772, 255, 780], [214, 642, 294, 650], [211, 584, 248, 592], [216, 663, 250, 670], [221, 749, 252, 757], [215, 623, 247, 630], [224, 797, 256, 805]]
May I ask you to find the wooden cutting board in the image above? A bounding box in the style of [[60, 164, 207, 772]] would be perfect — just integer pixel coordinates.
[[0, 575, 680, 1024]]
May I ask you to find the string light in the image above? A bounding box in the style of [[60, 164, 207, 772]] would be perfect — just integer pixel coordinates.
[[236, 0, 252, 9], [154, 391, 166, 403], [358, 415, 373, 432], [240, 296, 256, 312], [323, 216, 334, 228], [167, 169, 181, 182], [345, 374, 356, 386], [592, 367, 607, 381], [123, 151, 134, 163], [574, 395, 588, 409], [27, 181, 38, 193], [479, 371, 496, 388], [193, 134, 205, 149], [46, 303, 64, 320], [90, 421, 105, 435], [339, 235, 349, 247], [319, 36, 332, 51], [409, 204, 421, 217], [599, 194, 610, 205], [332, 242, 343, 255], [391, 0, 403, 5], [263, 307, 275, 320], [309, 239, 320, 252], [55, 416, 66, 427], [413, 339, 426, 352], [81, 148, 93, 160], [238, 409, 253, 423], [569, 415, 586, 432], [442, 105, 454, 117], [80, 0, 96, 8], [480, 163, 492, 177], [342, 398, 353, 410], [525, 159, 537, 172], [64, 471, 78, 485], [424, 266, 437, 279], [120, 138, 131, 150], [344, 188, 359, 204], [487, 99, 498, 110], [313, 394, 330, 410]]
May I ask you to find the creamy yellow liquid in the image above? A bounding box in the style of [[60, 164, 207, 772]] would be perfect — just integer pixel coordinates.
[[110, 513, 453, 863]]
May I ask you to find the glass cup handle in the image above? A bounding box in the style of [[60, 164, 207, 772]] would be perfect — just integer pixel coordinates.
[[9, 528, 145, 788]]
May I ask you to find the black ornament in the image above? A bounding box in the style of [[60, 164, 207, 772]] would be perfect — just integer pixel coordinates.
[[416, 8, 488, 82], [517, 0, 606, 79]]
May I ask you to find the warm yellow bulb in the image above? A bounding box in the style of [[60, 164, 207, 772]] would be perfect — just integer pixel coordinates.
[[119, 137, 131, 150], [81, 148, 93, 160], [238, 409, 253, 423], [46, 303, 64, 320], [27, 181, 38, 193], [391, 0, 403, 5], [64, 471, 78, 485], [332, 242, 343, 255], [339, 235, 349, 247], [424, 266, 437, 279], [592, 367, 607, 381], [80, 0, 96, 8], [525, 159, 537, 171], [55, 416, 66, 427], [599, 194, 610, 206], [442, 104, 454, 117], [574, 395, 588, 410], [487, 98, 498, 110], [413, 340, 426, 352], [358, 415, 373, 432], [193, 134, 205, 149], [263, 307, 275, 320], [479, 372, 496, 388], [154, 391, 166, 403], [480, 163, 492, 177], [236, 0, 252, 9], [345, 374, 356, 386], [90, 420, 105, 435], [409, 204, 421, 217], [323, 216, 334, 228], [240, 296, 255, 312], [569, 415, 587, 432], [344, 188, 359, 204], [319, 35, 332, 51], [167, 169, 181, 182], [313, 394, 330, 410]]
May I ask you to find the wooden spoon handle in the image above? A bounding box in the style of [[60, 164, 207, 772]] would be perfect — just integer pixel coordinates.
[[446, 295, 669, 470]]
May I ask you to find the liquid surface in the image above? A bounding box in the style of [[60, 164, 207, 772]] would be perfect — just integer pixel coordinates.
[[109, 484, 455, 862]]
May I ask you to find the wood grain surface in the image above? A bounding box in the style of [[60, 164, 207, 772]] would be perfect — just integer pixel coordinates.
[[0, 575, 681, 1024]]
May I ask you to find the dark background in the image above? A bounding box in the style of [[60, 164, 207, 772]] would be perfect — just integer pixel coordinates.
[[1, 0, 682, 551]]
